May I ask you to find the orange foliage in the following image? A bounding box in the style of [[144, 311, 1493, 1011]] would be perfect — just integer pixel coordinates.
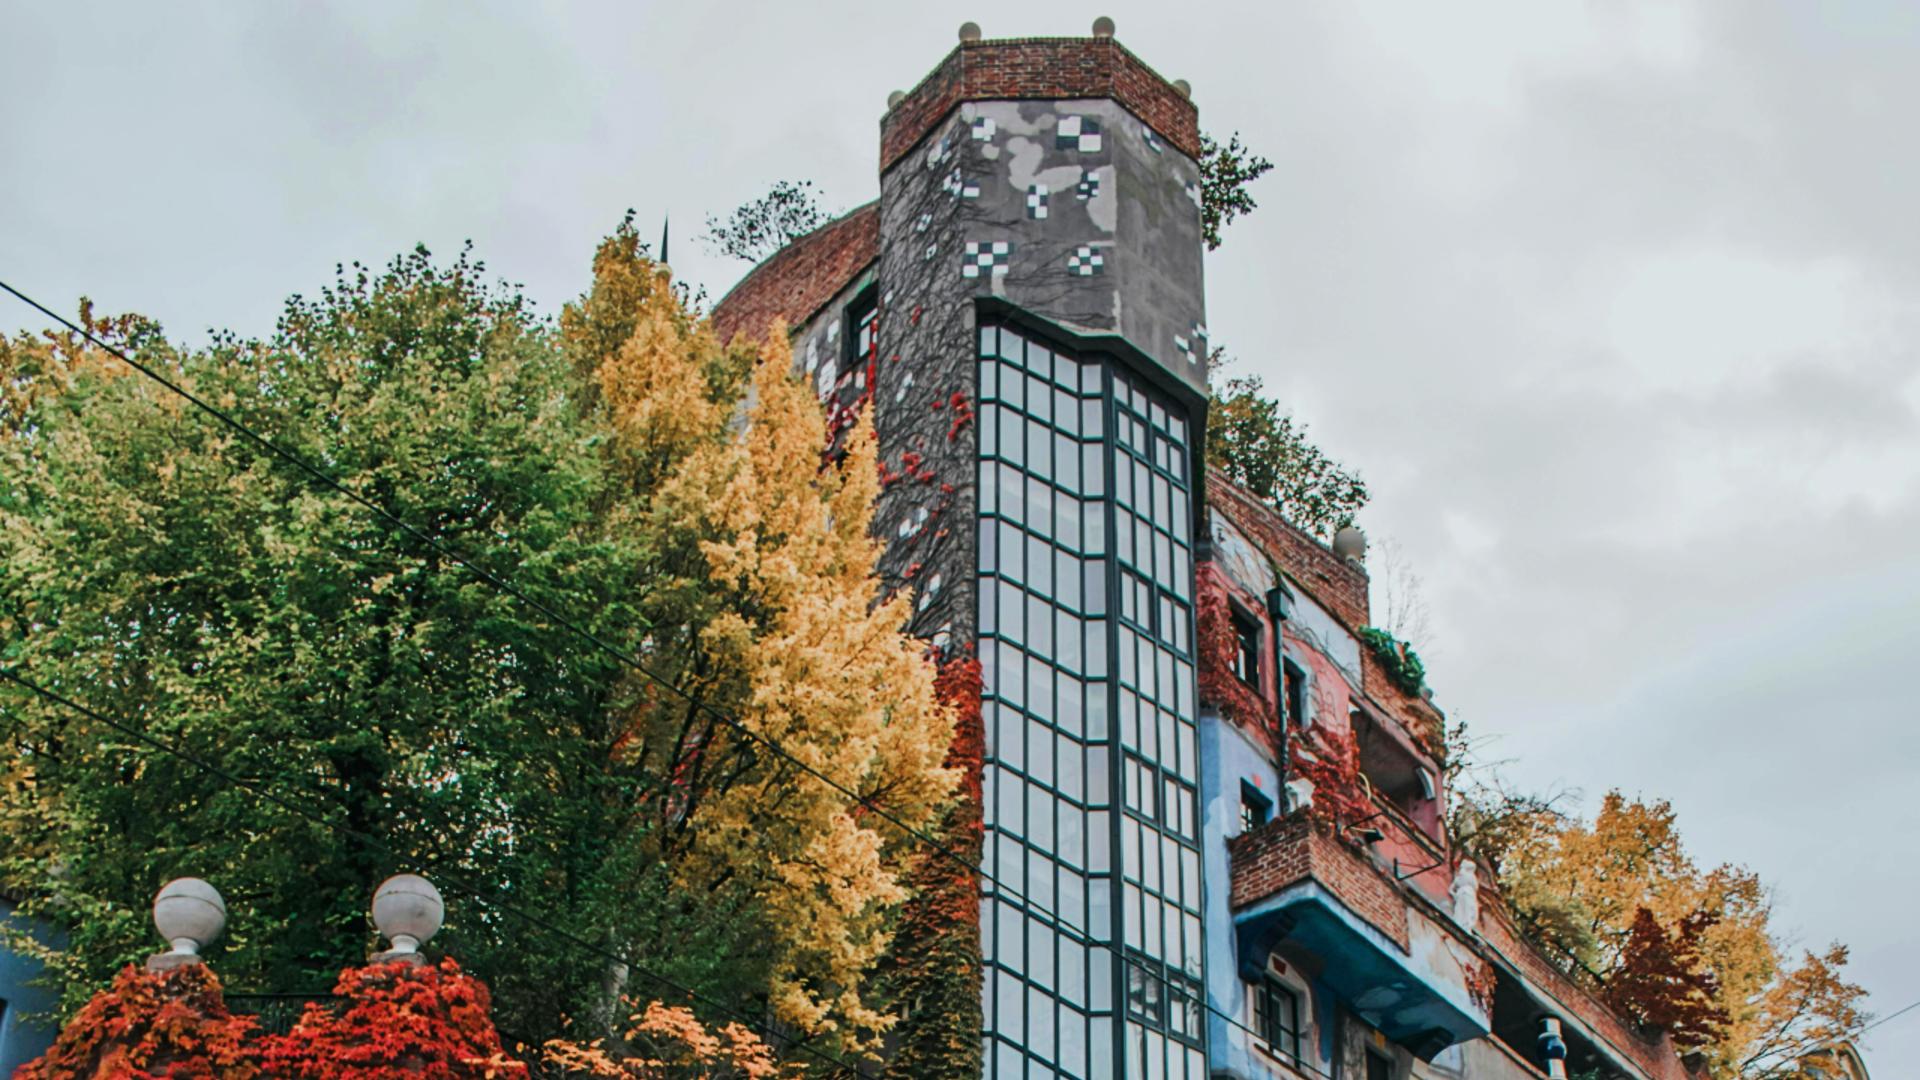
[[539, 1001, 784, 1079], [14, 963, 261, 1080], [257, 959, 526, 1080]]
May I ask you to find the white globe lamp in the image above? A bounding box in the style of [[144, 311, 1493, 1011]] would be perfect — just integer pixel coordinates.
[[152, 878, 226, 960], [371, 873, 444, 958]]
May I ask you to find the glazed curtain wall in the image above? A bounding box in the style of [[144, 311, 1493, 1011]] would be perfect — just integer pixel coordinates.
[[976, 323, 1205, 1080]]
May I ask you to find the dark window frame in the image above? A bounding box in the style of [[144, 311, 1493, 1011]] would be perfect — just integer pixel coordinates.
[[1282, 657, 1307, 729], [843, 288, 878, 380], [1229, 606, 1262, 689], [1253, 975, 1303, 1062], [1239, 780, 1272, 834]]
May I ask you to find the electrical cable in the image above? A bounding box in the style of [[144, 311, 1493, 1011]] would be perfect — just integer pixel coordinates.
[[1860, 995, 1920, 1034], [0, 667, 868, 1079]]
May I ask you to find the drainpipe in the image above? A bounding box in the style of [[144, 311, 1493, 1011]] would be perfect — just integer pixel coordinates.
[[1265, 585, 1291, 810]]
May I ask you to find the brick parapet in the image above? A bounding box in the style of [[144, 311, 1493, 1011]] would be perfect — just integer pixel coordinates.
[[710, 202, 879, 347], [1476, 885, 1691, 1080], [1205, 470, 1371, 632], [1359, 647, 1447, 759], [1227, 813, 1409, 952], [880, 37, 1201, 174]]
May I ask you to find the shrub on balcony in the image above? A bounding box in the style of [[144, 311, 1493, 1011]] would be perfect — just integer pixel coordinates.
[[1358, 627, 1425, 696]]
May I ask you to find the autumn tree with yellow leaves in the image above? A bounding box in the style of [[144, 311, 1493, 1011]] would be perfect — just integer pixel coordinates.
[[1491, 792, 1866, 1078], [0, 221, 954, 1063]]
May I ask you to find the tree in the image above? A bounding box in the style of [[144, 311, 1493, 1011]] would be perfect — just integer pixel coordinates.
[[703, 181, 833, 263], [1197, 131, 1273, 251], [1607, 907, 1731, 1049], [1205, 375, 1368, 541], [0, 221, 955, 1060], [1496, 793, 1866, 1075]]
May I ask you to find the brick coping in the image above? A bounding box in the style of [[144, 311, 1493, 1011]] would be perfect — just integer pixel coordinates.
[[879, 36, 1201, 173]]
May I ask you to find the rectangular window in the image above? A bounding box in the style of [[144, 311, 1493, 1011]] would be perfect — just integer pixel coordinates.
[[1230, 611, 1261, 688], [1282, 659, 1306, 729], [846, 294, 878, 378], [1239, 781, 1272, 834], [1126, 960, 1166, 1028], [1367, 1050, 1393, 1080], [1253, 978, 1301, 1062]]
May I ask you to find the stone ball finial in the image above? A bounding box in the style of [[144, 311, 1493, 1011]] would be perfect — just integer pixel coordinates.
[[887, 90, 906, 110], [1332, 525, 1367, 563], [1173, 79, 1193, 99], [958, 21, 983, 43], [371, 873, 444, 958], [1092, 16, 1116, 37], [153, 878, 226, 958]]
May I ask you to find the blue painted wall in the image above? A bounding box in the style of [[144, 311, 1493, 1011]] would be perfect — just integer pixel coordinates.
[[0, 899, 60, 1075]]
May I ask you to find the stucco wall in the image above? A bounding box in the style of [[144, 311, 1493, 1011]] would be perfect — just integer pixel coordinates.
[[0, 900, 59, 1075]]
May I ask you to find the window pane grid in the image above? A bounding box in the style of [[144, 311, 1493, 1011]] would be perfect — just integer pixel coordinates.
[[979, 325, 1203, 1080]]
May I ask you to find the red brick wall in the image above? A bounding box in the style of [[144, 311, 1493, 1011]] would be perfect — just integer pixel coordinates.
[[1206, 471, 1371, 632], [880, 37, 1202, 173], [1359, 648, 1447, 760], [709, 202, 879, 347], [1228, 814, 1409, 952]]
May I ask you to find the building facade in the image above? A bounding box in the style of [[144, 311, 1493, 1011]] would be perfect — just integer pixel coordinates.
[[712, 24, 1703, 1080]]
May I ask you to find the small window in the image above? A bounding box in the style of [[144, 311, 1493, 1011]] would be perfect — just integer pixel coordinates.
[[1127, 960, 1166, 1028], [1254, 977, 1302, 1062], [1283, 659, 1307, 728], [1240, 781, 1272, 834], [845, 293, 878, 379], [1367, 1049, 1393, 1080], [1230, 610, 1261, 687]]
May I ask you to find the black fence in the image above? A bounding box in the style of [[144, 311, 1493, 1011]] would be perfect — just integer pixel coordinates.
[[223, 993, 342, 1036]]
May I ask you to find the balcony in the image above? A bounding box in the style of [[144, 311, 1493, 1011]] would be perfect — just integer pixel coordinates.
[[1227, 813, 1489, 1060]]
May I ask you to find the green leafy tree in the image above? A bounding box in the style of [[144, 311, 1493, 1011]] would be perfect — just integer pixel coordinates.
[[703, 180, 833, 263], [1198, 131, 1274, 250], [1205, 374, 1368, 540], [0, 223, 954, 1060]]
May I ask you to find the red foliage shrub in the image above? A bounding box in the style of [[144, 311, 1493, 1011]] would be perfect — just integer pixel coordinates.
[[1605, 907, 1731, 1048], [882, 655, 985, 1077], [1287, 722, 1374, 833], [257, 958, 526, 1080], [15, 962, 260, 1080]]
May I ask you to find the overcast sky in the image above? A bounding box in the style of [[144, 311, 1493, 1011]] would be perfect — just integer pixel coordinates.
[[4, 1, 1915, 1071]]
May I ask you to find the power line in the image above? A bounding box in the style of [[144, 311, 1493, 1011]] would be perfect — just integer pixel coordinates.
[[0, 667, 866, 1079], [1, 280, 1345, 1077], [1862, 995, 1920, 1034]]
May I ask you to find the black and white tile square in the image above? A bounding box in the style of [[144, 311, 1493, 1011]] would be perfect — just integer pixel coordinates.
[[1026, 184, 1050, 219], [1067, 245, 1105, 277], [1055, 115, 1103, 153], [962, 241, 1013, 279]]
